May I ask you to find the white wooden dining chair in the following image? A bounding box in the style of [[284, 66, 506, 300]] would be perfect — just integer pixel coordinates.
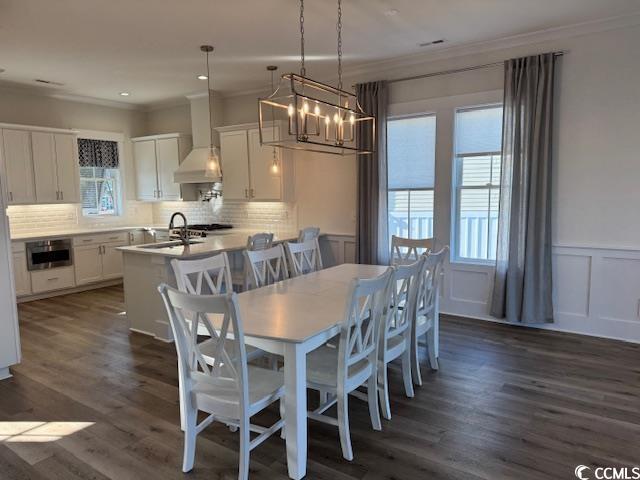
[[244, 244, 289, 289], [377, 257, 424, 419], [297, 226, 320, 243], [411, 248, 447, 386], [305, 267, 394, 461], [390, 235, 433, 265], [158, 285, 285, 480], [170, 253, 268, 429], [232, 233, 275, 291], [285, 238, 323, 277]]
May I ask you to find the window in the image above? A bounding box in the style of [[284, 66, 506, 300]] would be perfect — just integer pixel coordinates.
[[78, 139, 121, 217], [387, 115, 436, 242], [452, 105, 503, 262]]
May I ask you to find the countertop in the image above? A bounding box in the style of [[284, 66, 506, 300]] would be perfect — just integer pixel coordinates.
[[10, 225, 169, 241], [117, 230, 301, 259]]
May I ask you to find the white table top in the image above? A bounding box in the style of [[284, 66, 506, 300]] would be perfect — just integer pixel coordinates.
[[234, 264, 390, 344]]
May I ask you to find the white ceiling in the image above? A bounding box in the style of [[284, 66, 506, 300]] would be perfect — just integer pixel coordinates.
[[0, 0, 639, 106]]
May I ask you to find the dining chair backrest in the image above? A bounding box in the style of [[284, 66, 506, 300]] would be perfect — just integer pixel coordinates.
[[338, 267, 394, 384], [298, 226, 320, 243], [381, 257, 424, 350], [246, 232, 274, 251], [390, 235, 433, 265], [244, 244, 289, 289], [158, 284, 249, 413], [285, 238, 323, 277], [171, 252, 233, 295], [416, 248, 447, 319]]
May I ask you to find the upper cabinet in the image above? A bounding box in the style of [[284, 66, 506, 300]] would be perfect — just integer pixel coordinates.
[[1, 126, 79, 205], [218, 123, 293, 201], [132, 133, 192, 201]]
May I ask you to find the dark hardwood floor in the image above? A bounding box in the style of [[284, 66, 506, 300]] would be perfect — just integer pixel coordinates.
[[1, 285, 639, 479]]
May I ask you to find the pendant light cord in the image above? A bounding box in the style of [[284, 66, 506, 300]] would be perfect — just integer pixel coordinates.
[[337, 0, 343, 92], [205, 50, 215, 150], [299, 0, 306, 77]]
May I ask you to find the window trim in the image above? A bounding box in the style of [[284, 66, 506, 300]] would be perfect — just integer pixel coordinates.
[[451, 103, 503, 265], [75, 132, 125, 218]]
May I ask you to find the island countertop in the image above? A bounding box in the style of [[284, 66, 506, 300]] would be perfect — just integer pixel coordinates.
[[116, 230, 301, 259]]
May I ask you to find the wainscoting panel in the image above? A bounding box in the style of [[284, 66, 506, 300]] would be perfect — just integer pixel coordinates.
[[318, 235, 640, 343]]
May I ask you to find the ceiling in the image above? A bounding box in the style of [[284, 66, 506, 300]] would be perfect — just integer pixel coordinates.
[[0, 0, 639, 106]]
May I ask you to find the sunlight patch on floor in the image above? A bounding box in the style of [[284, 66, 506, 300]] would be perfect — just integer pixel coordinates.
[[0, 421, 94, 443]]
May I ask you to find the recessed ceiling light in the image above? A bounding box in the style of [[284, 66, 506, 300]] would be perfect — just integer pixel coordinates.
[[119, 92, 130, 97], [197, 74, 208, 80], [384, 8, 399, 16], [419, 39, 445, 47]]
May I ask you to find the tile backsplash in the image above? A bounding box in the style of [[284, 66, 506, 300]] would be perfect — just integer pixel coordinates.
[[152, 199, 297, 233], [7, 202, 153, 235]]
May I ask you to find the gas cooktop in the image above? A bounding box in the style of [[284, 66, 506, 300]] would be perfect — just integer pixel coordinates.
[[186, 223, 233, 231]]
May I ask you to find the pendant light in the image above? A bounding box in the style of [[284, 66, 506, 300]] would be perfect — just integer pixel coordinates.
[[201, 45, 223, 182], [258, 0, 375, 156], [267, 65, 280, 173]]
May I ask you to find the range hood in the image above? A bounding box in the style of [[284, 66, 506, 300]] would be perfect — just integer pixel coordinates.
[[173, 146, 221, 184], [174, 89, 224, 185]]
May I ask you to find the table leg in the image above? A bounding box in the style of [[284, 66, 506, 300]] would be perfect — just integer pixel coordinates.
[[284, 343, 307, 479]]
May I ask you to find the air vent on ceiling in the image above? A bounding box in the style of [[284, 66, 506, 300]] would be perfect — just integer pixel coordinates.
[[34, 79, 65, 86], [418, 39, 445, 47], [0, 68, 5, 74]]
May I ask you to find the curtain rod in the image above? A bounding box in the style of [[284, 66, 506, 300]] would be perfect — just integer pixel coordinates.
[[385, 51, 565, 85]]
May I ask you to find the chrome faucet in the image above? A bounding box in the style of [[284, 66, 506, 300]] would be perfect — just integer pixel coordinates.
[[168, 212, 189, 246]]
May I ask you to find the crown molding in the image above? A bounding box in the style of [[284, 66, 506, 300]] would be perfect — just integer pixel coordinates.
[[48, 93, 142, 110]]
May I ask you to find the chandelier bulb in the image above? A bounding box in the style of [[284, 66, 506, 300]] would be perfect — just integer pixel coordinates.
[[349, 113, 355, 125], [287, 104, 295, 117], [302, 101, 310, 114], [314, 102, 321, 116]]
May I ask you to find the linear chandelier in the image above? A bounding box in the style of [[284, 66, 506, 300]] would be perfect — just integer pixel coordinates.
[[258, 0, 375, 156]]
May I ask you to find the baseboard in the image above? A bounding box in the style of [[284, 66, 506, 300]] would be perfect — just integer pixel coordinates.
[[441, 309, 640, 345], [17, 279, 123, 303], [0, 367, 13, 381]]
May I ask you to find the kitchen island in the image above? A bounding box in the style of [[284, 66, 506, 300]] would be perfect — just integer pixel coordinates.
[[118, 231, 300, 340]]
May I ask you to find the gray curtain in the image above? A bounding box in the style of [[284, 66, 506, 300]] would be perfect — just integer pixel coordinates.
[[490, 53, 556, 324], [356, 81, 388, 265]]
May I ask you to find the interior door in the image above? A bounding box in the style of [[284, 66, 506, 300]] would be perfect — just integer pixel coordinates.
[[54, 134, 79, 203], [73, 245, 103, 285], [220, 130, 250, 200], [156, 138, 181, 200], [101, 242, 126, 280], [248, 127, 282, 200], [2, 129, 36, 204], [133, 140, 158, 201]]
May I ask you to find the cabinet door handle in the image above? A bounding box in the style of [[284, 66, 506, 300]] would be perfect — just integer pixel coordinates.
[[55, 191, 59, 200], [8, 192, 13, 201], [250, 188, 254, 198], [47, 277, 59, 281], [158, 189, 162, 198], [61, 191, 64, 200], [244, 188, 248, 198]]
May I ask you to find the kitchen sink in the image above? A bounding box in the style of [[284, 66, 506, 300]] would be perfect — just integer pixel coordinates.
[[137, 240, 204, 249]]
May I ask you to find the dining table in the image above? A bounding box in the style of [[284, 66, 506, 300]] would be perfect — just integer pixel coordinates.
[[233, 263, 390, 480]]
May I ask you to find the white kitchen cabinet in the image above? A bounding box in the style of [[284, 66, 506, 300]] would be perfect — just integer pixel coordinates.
[[32, 132, 58, 203], [31, 267, 75, 294], [132, 133, 191, 201], [11, 244, 30, 297], [2, 129, 36, 204], [74, 244, 103, 285], [74, 234, 128, 285], [102, 243, 125, 279], [219, 130, 251, 200], [1, 126, 79, 205], [248, 127, 282, 200], [133, 140, 157, 201], [218, 123, 292, 201], [54, 133, 79, 203]]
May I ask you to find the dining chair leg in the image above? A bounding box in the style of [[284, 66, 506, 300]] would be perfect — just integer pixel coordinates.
[[279, 398, 286, 439], [426, 329, 439, 370], [377, 363, 392, 420], [368, 373, 382, 430], [182, 406, 198, 473], [337, 392, 354, 461], [401, 348, 415, 398], [178, 364, 187, 431], [239, 416, 251, 480], [411, 334, 423, 387]]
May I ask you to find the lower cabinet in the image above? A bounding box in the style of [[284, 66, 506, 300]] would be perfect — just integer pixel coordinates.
[[74, 240, 127, 285], [12, 249, 31, 297], [31, 267, 75, 294]]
